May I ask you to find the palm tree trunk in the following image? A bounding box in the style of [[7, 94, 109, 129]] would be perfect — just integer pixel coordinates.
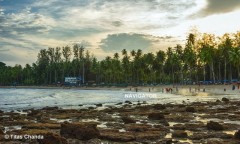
[[224, 58, 227, 83], [203, 64, 206, 82], [211, 61, 215, 83], [238, 67, 240, 80], [218, 62, 221, 81]]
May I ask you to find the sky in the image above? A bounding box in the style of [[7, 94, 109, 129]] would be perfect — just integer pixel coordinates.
[[0, 0, 240, 66]]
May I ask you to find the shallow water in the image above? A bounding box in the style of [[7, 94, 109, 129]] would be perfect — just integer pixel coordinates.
[[0, 88, 239, 111]]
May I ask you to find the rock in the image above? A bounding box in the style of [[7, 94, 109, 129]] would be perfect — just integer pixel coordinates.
[[22, 123, 60, 129], [186, 107, 196, 113], [95, 103, 102, 107], [125, 101, 132, 104], [159, 119, 169, 126], [172, 130, 188, 138], [42, 106, 59, 111], [135, 131, 164, 140], [0, 129, 3, 135], [153, 104, 166, 110], [121, 117, 136, 124], [78, 104, 83, 106], [216, 100, 221, 103], [116, 102, 122, 105], [234, 130, 240, 139], [207, 121, 224, 131], [100, 130, 135, 142], [27, 109, 41, 117], [0, 110, 3, 113], [38, 133, 67, 144], [222, 97, 229, 102], [148, 113, 165, 120], [190, 132, 232, 140], [88, 107, 95, 110], [60, 122, 100, 140], [206, 138, 225, 144], [125, 124, 151, 132], [185, 123, 205, 131], [172, 124, 186, 130]]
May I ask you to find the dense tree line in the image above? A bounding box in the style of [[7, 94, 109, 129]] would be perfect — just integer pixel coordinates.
[[0, 31, 240, 86]]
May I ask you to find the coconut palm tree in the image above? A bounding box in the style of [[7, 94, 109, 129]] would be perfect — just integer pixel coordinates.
[[229, 47, 240, 79]]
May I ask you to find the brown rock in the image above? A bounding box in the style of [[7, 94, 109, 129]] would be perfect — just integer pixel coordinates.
[[135, 131, 163, 140], [172, 124, 186, 130], [121, 117, 136, 124], [186, 107, 195, 113], [207, 121, 224, 131], [172, 130, 188, 138], [38, 133, 67, 144], [234, 130, 240, 139], [42, 106, 59, 111], [95, 103, 102, 107], [148, 113, 165, 120], [125, 124, 151, 132], [60, 122, 100, 140], [22, 123, 60, 129], [222, 97, 229, 102], [153, 104, 166, 110], [100, 130, 135, 142], [206, 138, 225, 144], [0, 129, 3, 135]]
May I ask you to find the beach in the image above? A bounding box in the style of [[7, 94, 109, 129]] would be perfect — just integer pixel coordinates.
[[0, 85, 240, 144]]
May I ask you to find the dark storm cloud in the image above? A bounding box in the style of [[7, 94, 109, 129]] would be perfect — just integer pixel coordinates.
[[196, 0, 240, 17]]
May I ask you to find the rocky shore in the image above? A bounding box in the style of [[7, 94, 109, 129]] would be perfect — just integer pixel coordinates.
[[0, 97, 240, 144]]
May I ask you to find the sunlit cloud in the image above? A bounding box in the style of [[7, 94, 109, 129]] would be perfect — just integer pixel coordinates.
[[0, 0, 240, 66]]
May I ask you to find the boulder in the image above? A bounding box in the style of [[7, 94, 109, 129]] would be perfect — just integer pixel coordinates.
[[0, 129, 3, 135], [116, 102, 122, 105], [125, 101, 132, 104], [148, 113, 165, 120], [42, 106, 59, 111], [172, 130, 188, 138], [222, 97, 229, 102], [100, 130, 135, 142], [185, 107, 196, 113], [60, 122, 100, 140], [172, 124, 186, 130], [38, 133, 67, 144], [234, 130, 240, 139], [95, 104, 102, 107], [125, 124, 151, 132], [153, 104, 166, 110], [207, 121, 224, 131], [121, 117, 136, 124], [135, 131, 163, 141]]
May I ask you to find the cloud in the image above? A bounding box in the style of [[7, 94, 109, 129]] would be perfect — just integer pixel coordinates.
[[194, 0, 240, 17], [99, 33, 177, 52], [99, 33, 152, 52]]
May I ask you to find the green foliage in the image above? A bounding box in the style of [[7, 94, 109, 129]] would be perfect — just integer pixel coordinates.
[[1, 31, 240, 86]]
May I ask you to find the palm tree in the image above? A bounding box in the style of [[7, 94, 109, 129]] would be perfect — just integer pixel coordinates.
[[219, 34, 233, 83], [130, 50, 136, 83], [122, 49, 127, 56], [155, 50, 166, 83], [229, 47, 240, 79], [114, 53, 119, 59]]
